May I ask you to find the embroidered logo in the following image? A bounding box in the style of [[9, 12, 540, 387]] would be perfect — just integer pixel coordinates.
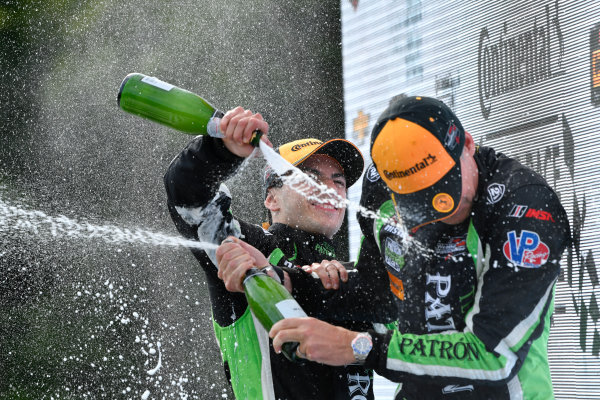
[[384, 237, 405, 272], [503, 230, 549, 268], [444, 123, 461, 150], [508, 205, 528, 218], [486, 183, 505, 204], [442, 384, 475, 394], [315, 242, 335, 258], [366, 164, 381, 182]]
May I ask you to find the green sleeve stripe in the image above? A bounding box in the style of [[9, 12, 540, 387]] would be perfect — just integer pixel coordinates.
[[386, 330, 515, 381], [288, 243, 298, 261], [513, 291, 555, 399], [268, 248, 285, 266], [354, 235, 365, 266], [466, 219, 483, 275], [375, 200, 396, 249]]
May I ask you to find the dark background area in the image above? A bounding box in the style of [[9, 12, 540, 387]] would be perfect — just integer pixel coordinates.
[[0, 1, 347, 398]]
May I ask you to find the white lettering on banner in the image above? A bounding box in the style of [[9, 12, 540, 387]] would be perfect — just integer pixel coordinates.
[[348, 372, 370, 399], [425, 273, 456, 331]]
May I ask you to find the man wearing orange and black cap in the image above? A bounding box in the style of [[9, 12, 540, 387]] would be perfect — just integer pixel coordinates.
[[268, 96, 571, 399], [164, 106, 378, 400]]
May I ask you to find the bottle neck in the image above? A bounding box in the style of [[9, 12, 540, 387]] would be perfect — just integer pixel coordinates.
[[243, 267, 267, 284]]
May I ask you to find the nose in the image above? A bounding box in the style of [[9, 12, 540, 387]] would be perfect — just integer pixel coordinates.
[[321, 178, 346, 200]]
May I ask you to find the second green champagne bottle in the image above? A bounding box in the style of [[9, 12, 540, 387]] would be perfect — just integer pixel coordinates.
[[243, 268, 307, 362]]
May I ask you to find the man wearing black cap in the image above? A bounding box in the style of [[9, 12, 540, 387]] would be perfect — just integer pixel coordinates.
[[267, 96, 571, 399], [164, 106, 376, 400]]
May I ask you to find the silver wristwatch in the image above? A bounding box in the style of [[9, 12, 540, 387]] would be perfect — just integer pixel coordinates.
[[351, 332, 373, 364]]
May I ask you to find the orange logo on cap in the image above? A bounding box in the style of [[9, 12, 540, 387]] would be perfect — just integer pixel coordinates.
[[432, 193, 454, 213]]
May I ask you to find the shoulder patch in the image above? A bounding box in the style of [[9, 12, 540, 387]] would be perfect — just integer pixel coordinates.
[[486, 183, 506, 204], [502, 230, 549, 268]]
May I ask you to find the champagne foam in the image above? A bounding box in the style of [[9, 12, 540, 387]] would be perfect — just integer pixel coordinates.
[[257, 140, 434, 257]]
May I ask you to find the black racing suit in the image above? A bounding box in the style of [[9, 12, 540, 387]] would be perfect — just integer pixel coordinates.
[[346, 147, 571, 399], [164, 135, 377, 400]]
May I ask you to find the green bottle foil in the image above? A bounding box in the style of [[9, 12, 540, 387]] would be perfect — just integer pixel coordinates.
[[243, 268, 307, 362]]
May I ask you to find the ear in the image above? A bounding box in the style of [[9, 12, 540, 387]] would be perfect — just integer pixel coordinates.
[[264, 189, 281, 213], [463, 131, 475, 157]]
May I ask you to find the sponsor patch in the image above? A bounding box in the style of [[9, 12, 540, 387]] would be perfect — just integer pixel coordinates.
[[442, 384, 474, 394], [435, 235, 467, 259], [383, 223, 402, 236], [432, 193, 454, 213], [486, 183, 506, 204], [525, 208, 555, 222], [347, 372, 371, 397], [508, 205, 528, 218], [315, 242, 335, 258], [384, 237, 405, 272], [387, 272, 405, 300], [444, 123, 461, 150], [366, 164, 381, 182], [507, 205, 555, 222], [503, 230, 549, 268]]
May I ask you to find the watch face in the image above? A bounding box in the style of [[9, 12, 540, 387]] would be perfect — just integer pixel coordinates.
[[354, 337, 370, 354], [352, 334, 373, 357]]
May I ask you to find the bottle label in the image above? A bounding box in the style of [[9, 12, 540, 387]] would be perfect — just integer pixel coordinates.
[[141, 76, 174, 91], [275, 299, 308, 319]]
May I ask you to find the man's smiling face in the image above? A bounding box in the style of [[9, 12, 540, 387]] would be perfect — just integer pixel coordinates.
[[266, 154, 347, 239]]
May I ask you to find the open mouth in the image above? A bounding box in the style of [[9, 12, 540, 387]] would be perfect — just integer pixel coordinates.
[[312, 202, 338, 211]]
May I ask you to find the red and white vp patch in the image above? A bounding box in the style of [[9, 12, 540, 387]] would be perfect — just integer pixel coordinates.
[[503, 230, 549, 268]]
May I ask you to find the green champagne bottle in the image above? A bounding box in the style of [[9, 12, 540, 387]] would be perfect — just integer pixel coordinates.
[[243, 268, 307, 362], [117, 73, 261, 145]]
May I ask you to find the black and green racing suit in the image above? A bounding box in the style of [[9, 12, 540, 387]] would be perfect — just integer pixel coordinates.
[[164, 135, 386, 400], [344, 147, 571, 399]]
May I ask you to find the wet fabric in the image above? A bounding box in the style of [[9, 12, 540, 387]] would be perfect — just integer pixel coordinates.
[[357, 147, 570, 399], [164, 135, 376, 400]]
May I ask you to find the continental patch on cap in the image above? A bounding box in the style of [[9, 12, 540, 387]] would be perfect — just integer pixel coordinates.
[[371, 118, 455, 194]]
